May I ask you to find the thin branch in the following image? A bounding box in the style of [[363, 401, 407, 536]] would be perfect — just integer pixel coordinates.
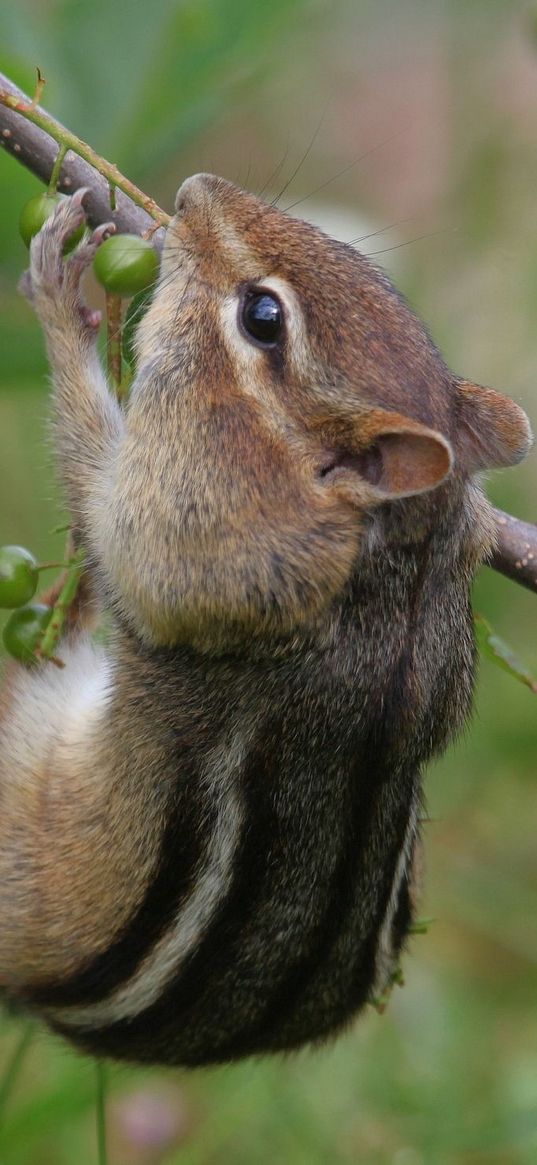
[[489, 508, 537, 593], [0, 72, 168, 249], [0, 73, 535, 596]]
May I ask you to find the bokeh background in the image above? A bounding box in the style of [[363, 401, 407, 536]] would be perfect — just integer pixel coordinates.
[[1, 1, 537, 1162]]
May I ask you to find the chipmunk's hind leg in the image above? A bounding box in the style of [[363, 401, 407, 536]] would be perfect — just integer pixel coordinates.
[[0, 626, 113, 989]]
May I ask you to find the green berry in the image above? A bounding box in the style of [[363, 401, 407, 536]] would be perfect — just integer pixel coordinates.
[[0, 545, 38, 608], [92, 235, 159, 296], [19, 193, 85, 253], [3, 604, 52, 664]]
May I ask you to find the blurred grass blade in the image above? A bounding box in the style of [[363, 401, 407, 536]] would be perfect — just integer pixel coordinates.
[[0, 1021, 34, 1126], [475, 613, 537, 693], [96, 1060, 108, 1165]]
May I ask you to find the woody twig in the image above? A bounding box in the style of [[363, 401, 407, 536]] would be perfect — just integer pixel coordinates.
[[0, 71, 169, 246], [489, 508, 537, 593]]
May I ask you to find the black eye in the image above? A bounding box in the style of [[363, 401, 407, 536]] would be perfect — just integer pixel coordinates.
[[241, 292, 282, 346]]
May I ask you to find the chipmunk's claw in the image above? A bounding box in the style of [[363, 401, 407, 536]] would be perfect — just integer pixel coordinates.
[[19, 190, 114, 339]]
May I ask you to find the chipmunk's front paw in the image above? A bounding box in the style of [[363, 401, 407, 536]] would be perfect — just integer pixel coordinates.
[[19, 189, 115, 339]]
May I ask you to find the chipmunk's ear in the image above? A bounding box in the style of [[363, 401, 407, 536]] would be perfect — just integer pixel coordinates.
[[319, 408, 453, 503], [455, 379, 533, 471]]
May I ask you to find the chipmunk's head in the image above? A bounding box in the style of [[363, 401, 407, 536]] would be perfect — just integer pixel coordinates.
[[122, 174, 531, 649]]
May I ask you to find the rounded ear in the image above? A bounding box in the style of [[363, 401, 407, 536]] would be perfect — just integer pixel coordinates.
[[455, 379, 533, 471], [371, 426, 453, 498], [318, 408, 453, 503]]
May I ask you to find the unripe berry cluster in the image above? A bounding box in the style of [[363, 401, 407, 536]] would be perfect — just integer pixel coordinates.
[[0, 546, 51, 663]]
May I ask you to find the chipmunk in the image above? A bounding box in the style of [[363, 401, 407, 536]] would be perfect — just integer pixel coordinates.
[[0, 177, 531, 1067]]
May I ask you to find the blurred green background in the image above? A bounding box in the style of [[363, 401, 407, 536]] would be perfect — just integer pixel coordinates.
[[1, 1, 537, 1162]]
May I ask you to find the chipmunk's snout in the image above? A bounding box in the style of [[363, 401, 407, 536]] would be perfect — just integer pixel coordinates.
[[174, 173, 220, 216]]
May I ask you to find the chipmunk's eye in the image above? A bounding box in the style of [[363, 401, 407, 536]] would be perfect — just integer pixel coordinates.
[[240, 292, 282, 346]]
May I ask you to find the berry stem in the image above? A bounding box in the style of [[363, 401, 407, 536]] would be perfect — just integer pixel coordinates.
[[30, 68, 46, 111], [48, 143, 68, 195], [37, 548, 85, 662], [105, 293, 124, 395]]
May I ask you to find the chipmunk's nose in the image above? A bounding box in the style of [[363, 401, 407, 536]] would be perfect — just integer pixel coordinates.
[[174, 173, 217, 215]]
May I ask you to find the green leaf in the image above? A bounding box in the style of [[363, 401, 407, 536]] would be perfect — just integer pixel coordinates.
[[475, 613, 537, 694]]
